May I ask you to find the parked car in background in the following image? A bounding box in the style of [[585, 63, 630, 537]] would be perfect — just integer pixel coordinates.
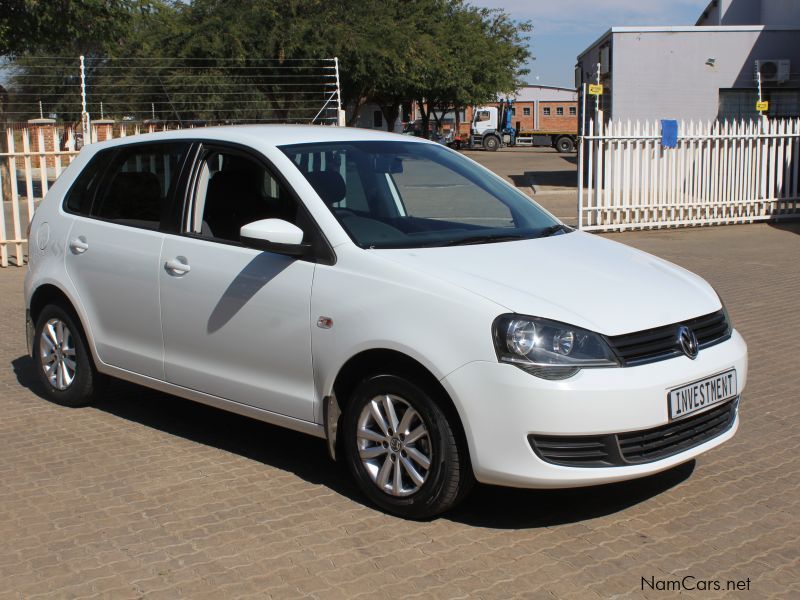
[[25, 126, 747, 518]]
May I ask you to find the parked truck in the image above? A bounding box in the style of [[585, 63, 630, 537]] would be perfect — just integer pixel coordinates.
[[469, 100, 577, 153]]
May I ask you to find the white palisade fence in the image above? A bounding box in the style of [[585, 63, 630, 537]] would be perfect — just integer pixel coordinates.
[[0, 123, 177, 267], [578, 118, 800, 231]]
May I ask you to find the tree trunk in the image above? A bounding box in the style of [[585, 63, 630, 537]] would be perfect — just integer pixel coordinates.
[[347, 96, 366, 127], [379, 100, 400, 132], [416, 98, 430, 139]]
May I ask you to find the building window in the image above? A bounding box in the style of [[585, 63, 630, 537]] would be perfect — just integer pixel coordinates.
[[569, 106, 577, 116], [556, 107, 564, 116], [523, 107, 531, 116], [543, 107, 551, 116], [511, 107, 516, 115], [373, 110, 383, 128]]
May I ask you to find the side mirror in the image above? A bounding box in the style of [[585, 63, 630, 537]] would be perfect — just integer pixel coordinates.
[[240, 219, 309, 256]]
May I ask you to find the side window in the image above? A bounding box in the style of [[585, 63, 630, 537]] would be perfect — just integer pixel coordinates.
[[63, 150, 114, 216], [476, 111, 491, 122], [191, 150, 305, 242], [92, 142, 189, 230]]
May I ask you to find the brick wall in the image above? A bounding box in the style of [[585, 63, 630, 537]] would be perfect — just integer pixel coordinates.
[[539, 101, 578, 132], [509, 102, 535, 132]]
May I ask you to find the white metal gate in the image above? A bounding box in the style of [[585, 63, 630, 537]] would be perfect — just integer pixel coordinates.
[[578, 117, 800, 231]]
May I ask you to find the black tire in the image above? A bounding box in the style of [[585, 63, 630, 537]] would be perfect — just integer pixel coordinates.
[[343, 374, 473, 519], [556, 136, 575, 153], [483, 135, 500, 152], [33, 304, 97, 407]]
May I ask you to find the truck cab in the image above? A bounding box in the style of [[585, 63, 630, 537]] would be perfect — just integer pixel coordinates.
[[470, 105, 512, 151]]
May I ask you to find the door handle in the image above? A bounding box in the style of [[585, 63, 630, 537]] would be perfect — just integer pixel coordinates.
[[69, 237, 89, 254], [164, 257, 191, 275]]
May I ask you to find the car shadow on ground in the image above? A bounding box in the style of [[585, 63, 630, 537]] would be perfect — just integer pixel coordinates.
[[509, 170, 578, 192], [10, 355, 361, 502], [768, 220, 800, 235], [12, 354, 694, 528], [447, 463, 693, 529]]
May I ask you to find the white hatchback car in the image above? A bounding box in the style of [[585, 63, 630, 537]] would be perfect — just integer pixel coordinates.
[[25, 126, 747, 518]]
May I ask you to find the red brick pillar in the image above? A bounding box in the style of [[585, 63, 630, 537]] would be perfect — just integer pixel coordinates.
[[93, 119, 116, 142]]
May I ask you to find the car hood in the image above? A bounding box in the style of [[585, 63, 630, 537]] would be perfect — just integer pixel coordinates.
[[375, 231, 721, 336]]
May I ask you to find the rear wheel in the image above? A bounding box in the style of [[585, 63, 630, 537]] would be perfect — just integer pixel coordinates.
[[33, 304, 97, 407], [555, 136, 575, 153], [483, 135, 500, 151], [343, 374, 472, 519]]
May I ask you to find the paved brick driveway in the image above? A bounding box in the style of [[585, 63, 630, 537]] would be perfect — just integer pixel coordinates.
[[1, 217, 798, 598]]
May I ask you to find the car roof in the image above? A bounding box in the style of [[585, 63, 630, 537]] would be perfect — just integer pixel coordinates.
[[86, 124, 432, 152]]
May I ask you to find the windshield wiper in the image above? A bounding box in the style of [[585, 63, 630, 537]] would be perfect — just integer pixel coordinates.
[[537, 224, 572, 238], [438, 234, 527, 247]]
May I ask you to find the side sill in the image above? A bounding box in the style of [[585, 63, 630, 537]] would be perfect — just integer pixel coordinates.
[[97, 363, 326, 439]]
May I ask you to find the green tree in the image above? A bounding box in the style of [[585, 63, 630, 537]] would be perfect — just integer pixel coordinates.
[[413, 3, 532, 137], [0, 0, 139, 57]]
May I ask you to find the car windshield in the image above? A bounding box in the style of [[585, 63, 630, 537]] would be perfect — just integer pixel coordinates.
[[279, 140, 564, 249]]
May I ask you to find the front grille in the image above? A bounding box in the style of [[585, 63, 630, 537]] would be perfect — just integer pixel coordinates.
[[607, 309, 730, 366], [528, 398, 738, 468], [618, 399, 737, 463]]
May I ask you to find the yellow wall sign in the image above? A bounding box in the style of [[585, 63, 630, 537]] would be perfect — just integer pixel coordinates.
[[756, 101, 769, 112], [589, 84, 604, 95]]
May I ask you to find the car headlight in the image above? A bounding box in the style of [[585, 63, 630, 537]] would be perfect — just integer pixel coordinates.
[[493, 314, 619, 379]]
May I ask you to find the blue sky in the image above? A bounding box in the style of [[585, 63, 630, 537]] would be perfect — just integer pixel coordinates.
[[471, 0, 711, 88]]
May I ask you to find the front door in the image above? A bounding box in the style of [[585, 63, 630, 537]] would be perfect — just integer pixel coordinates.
[[159, 146, 316, 421]]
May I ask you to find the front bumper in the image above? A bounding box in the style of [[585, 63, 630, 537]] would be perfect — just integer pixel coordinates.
[[441, 329, 747, 488]]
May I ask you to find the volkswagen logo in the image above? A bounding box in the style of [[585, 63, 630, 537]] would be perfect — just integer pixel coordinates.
[[677, 325, 699, 359]]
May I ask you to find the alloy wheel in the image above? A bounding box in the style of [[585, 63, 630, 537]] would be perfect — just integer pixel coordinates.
[[356, 394, 432, 497], [39, 318, 77, 391]]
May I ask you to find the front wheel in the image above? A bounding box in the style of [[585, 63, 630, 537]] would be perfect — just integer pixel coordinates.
[[483, 135, 500, 151], [33, 304, 97, 407], [343, 375, 472, 519]]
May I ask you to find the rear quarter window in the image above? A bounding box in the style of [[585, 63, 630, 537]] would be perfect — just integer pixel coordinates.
[[63, 150, 115, 216]]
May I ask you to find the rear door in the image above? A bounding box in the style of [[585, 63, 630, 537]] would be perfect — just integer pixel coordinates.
[[64, 141, 191, 378]]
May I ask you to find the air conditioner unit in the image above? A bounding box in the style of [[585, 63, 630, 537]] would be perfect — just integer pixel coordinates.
[[755, 59, 790, 84]]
